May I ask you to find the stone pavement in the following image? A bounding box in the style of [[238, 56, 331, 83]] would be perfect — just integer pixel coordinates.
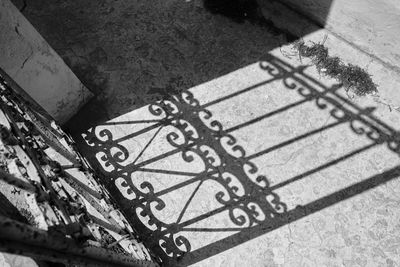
[[71, 48, 400, 266], [15, 0, 400, 265]]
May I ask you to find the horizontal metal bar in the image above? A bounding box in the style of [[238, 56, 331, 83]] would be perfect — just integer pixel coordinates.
[[0, 215, 158, 267]]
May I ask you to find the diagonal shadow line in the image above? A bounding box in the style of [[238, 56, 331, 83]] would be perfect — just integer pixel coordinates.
[[263, 62, 398, 152], [269, 142, 377, 190], [115, 147, 185, 175], [108, 77, 391, 181], [223, 79, 345, 135], [159, 205, 229, 236], [245, 119, 344, 160], [109, 80, 396, 179], [109, 96, 394, 180], [176, 179, 204, 224], [272, 56, 397, 138], [113, 99, 331, 177], [80, 54, 400, 265], [136, 167, 201, 177], [177, 165, 400, 266], [113, 122, 163, 144], [225, 98, 310, 133], [115, 139, 213, 176], [139, 171, 218, 202], [181, 227, 248, 232], [295, 64, 384, 123], [101, 119, 161, 126], [104, 64, 395, 181], [201, 76, 282, 109], [131, 119, 363, 203], [131, 126, 164, 166], [122, 123, 376, 205], [128, 171, 210, 208], [157, 142, 378, 233], [115, 99, 311, 176], [335, 95, 395, 134]]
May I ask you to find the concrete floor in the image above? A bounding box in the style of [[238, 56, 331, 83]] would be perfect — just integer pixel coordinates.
[[16, 0, 400, 266], [16, 0, 291, 128], [71, 52, 400, 266]]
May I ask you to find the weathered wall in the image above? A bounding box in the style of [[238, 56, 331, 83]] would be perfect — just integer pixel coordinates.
[[273, 0, 400, 73], [0, 0, 92, 123]]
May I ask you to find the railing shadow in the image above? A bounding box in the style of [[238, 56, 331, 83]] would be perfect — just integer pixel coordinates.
[[78, 54, 400, 266], [17, 0, 332, 131]]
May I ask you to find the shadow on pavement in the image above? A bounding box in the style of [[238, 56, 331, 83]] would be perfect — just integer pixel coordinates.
[[74, 54, 400, 265]]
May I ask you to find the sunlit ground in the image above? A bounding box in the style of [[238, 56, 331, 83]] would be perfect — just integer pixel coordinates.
[[77, 49, 400, 266]]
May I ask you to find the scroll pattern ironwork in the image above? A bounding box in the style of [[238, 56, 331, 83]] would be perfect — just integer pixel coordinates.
[[82, 54, 400, 264]]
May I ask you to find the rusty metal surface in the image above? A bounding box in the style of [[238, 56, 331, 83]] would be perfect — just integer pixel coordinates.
[[0, 215, 157, 267], [0, 69, 158, 266]]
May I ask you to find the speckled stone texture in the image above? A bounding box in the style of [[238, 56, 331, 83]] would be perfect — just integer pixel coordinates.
[[270, 0, 400, 74], [0, 0, 92, 124], [14, 0, 400, 266], [73, 49, 400, 266], [13, 0, 287, 127]]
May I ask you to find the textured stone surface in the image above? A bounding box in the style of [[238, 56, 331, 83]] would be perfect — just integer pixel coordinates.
[[14, 0, 400, 266], [272, 0, 400, 74], [73, 48, 400, 266], [0, 0, 92, 123], [259, 0, 400, 112], [14, 0, 287, 127]]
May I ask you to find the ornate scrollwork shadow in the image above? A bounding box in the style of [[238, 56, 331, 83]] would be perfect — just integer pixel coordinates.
[[80, 54, 400, 266]]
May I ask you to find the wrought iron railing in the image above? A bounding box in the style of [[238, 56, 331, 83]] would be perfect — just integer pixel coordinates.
[[0, 68, 158, 266]]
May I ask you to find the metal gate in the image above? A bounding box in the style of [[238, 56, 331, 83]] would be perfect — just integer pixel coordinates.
[[0, 68, 159, 267]]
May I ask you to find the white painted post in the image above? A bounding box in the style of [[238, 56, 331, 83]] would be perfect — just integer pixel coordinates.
[[0, 0, 93, 124]]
